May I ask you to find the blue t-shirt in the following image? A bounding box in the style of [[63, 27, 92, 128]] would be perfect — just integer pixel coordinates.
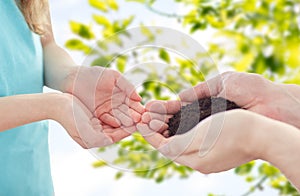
[[0, 1, 54, 195]]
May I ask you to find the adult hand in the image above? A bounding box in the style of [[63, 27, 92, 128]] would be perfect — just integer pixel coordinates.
[[138, 109, 266, 173], [180, 71, 300, 128], [138, 107, 300, 190], [146, 71, 300, 129], [64, 66, 144, 143]]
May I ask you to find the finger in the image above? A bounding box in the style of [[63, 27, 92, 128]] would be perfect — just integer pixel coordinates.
[[91, 117, 103, 131], [141, 112, 171, 123], [112, 108, 134, 127], [145, 100, 181, 114], [179, 75, 222, 102], [162, 130, 170, 138], [116, 76, 142, 101], [125, 97, 145, 114], [99, 113, 121, 128], [80, 131, 114, 148], [137, 123, 186, 158], [137, 123, 169, 153], [141, 112, 151, 123], [129, 108, 141, 123], [117, 104, 139, 125], [138, 122, 200, 158], [118, 104, 141, 122], [111, 91, 126, 108], [103, 127, 132, 142], [149, 119, 168, 133], [122, 125, 137, 133], [94, 100, 114, 118], [103, 122, 137, 134], [91, 133, 114, 148]]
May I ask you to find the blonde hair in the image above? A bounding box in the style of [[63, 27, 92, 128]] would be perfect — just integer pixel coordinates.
[[15, 0, 48, 35]]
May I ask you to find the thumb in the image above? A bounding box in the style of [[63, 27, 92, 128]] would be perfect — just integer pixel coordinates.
[[116, 76, 142, 101]]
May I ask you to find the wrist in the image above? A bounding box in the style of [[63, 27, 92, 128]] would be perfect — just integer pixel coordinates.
[[222, 110, 268, 160], [260, 119, 300, 188], [255, 114, 298, 163], [238, 111, 280, 161], [61, 66, 80, 93], [276, 83, 300, 128], [45, 93, 73, 123]]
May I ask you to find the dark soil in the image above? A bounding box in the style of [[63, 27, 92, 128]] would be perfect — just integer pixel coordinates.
[[167, 97, 241, 137]]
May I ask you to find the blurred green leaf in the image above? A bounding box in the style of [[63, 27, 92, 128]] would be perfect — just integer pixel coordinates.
[[65, 39, 91, 54], [93, 14, 111, 27], [91, 56, 112, 67], [116, 55, 127, 73], [108, 0, 119, 10], [140, 25, 155, 41], [93, 160, 107, 167], [89, 0, 108, 12], [159, 49, 170, 63], [69, 21, 94, 39], [126, 0, 147, 3], [122, 15, 135, 28], [115, 172, 123, 180]]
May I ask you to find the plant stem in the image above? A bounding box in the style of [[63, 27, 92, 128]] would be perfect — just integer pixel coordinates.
[[241, 175, 268, 196], [145, 4, 184, 19]]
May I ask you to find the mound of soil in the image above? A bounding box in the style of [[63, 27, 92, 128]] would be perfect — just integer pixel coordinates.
[[167, 97, 241, 137]]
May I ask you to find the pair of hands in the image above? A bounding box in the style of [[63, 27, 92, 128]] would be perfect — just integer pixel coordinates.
[[60, 68, 300, 175], [138, 71, 300, 174]]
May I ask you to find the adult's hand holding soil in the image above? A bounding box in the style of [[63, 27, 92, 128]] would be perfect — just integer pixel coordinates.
[[180, 71, 300, 129], [138, 109, 300, 190], [141, 96, 240, 137], [138, 110, 266, 174]]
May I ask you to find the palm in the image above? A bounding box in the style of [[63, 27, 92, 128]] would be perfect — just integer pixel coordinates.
[[69, 66, 144, 142]]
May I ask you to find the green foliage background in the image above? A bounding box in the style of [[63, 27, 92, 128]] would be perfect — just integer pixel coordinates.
[[65, 0, 300, 195]]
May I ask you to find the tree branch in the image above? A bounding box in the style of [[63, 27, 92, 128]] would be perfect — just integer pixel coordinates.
[[241, 175, 268, 196], [145, 4, 185, 19]]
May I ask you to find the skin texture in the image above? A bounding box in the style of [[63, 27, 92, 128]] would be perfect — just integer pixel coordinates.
[[138, 109, 300, 190], [144, 72, 300, 130], [179, 71, 300, 129], [0, 0, 143, 149], [0, 93, 112, 148], [39, 1, 144, 147], [139, 72, 300, 190]]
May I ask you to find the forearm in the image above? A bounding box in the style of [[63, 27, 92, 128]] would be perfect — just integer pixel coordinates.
[[43, 41, 78, 92], [261, 118, 300, 190], [275, 83, 300, 129], [40, 1, 78, 92], [0, 93, 60, 131]]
